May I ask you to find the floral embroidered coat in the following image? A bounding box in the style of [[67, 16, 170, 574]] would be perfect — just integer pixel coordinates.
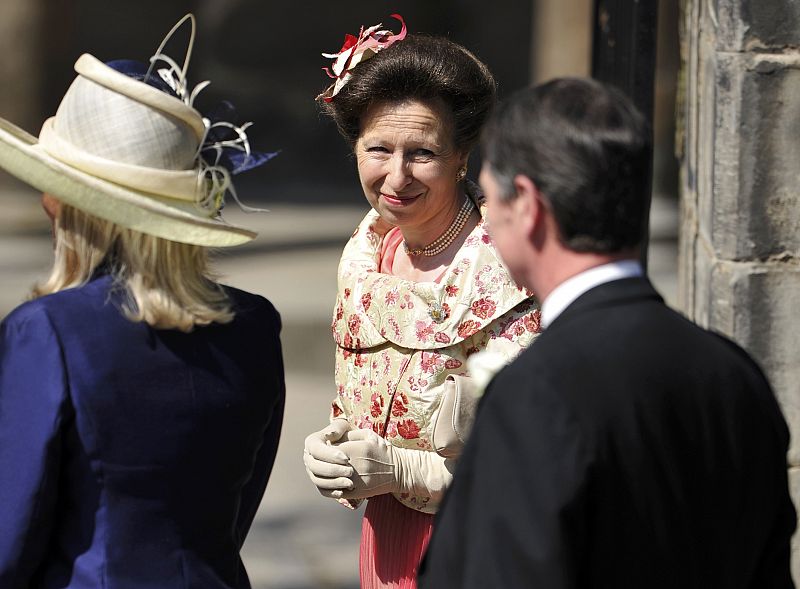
[[331, 206, 541, 513]]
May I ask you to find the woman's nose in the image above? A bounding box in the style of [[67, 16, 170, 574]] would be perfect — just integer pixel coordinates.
[[385, 153, 412, 190]]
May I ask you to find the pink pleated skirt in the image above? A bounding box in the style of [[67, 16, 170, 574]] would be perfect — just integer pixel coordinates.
[[359, 494, 435, 589]]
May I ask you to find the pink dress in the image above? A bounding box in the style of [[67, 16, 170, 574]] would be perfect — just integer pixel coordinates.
[[360, 495, 434, 588], [360, 227, 438, 589]]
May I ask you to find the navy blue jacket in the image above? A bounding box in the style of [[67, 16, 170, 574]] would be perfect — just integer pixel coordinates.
[[0, 274, 285, 588], [419, 277, 795, 588]]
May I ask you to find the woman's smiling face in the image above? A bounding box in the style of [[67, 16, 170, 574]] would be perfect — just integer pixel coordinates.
[[355, 99, 466, 233]]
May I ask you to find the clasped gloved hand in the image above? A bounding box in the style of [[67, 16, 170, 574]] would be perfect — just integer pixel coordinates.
[[303, 418, 354, 497]]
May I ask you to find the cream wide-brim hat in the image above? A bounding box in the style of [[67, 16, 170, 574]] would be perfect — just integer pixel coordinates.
[[0, 54, 257, 247]]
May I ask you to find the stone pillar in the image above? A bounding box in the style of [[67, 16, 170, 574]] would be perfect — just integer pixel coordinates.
[[0, 0, 43, 199], [0, 1, 42, 135], [531, 0, 592, 83], [679, 0, 800, 578]]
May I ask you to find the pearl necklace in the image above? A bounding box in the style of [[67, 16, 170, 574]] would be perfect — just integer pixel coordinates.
[[403, 197, 475, 257]]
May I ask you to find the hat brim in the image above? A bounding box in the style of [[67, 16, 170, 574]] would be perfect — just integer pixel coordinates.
[[0, 117, 256, 247]]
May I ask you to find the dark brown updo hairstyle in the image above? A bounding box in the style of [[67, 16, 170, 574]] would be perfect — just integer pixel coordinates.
[[318, 34, 497, 154]]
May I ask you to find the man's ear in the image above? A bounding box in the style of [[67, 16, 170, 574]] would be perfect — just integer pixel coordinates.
[[511, 174, 544, 235]]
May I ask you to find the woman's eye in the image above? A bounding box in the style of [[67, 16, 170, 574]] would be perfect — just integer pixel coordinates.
[[366, 146, 389, 153], [411, 149, 435, 158]]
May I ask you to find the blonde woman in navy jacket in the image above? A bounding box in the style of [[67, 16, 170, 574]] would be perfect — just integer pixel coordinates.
[[0, 15, 284, 588]]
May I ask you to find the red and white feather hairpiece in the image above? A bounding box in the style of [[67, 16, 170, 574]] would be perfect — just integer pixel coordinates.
[[317, 14, 407, 102]]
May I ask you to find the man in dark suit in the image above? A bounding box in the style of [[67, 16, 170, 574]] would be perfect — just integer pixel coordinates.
[[418, 77, 796, 588]]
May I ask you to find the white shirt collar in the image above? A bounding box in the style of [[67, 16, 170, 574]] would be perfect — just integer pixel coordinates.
[[540, 260, 643, 329]]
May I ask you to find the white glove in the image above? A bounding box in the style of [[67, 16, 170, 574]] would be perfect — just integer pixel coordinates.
[[335, 429, 455, 502], [303, 418, 355, 496]]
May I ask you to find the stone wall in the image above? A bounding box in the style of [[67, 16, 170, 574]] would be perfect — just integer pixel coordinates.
[[679, 0, 800, 578]]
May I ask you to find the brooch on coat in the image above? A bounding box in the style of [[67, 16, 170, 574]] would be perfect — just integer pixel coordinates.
[[428, 301, 449, 323]]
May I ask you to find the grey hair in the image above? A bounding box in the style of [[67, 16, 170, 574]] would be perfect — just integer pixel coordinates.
[[481, 78, 650, 253]]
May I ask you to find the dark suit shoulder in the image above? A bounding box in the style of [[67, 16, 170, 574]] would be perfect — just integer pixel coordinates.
[[223, 285, 282, 332], [1, 298, 61, 347], [493, 290, 787, 455], [8, 275, 113, 317], [224, 285, 278, 317], [2, 295, 51, 326], [536, 287, 768, 387], [1, 283, 108, 347]]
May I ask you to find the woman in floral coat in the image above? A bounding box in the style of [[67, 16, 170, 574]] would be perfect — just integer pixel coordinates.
[[302, 17, 540, 589]]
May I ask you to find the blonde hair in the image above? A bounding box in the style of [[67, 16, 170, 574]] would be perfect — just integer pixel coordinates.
[[32, 203, 233, 331]]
